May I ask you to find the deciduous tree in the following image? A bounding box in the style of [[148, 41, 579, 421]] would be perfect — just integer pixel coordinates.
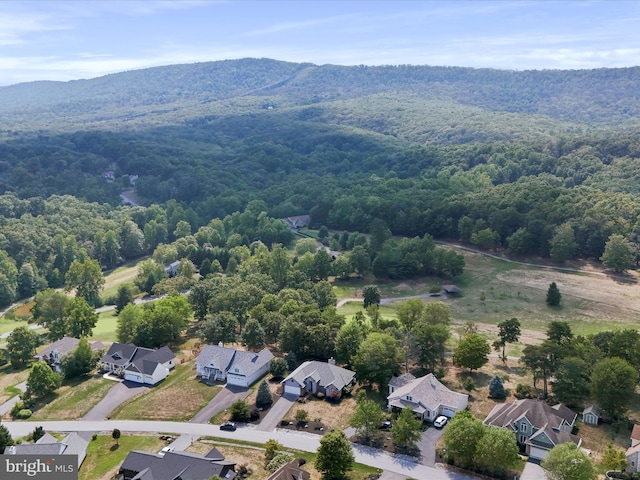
[[362, 285, 381, 309], [60, 337, 98, 379], [493, 317, 521, 362], [6, 325, 38, 369], [591, 357, 637, 419], [349, 397, 385, 443], [601, 233, 635, 273], [352, 332, 402, 387], [542, 442, 596, 480], [65, 257, 104, 306], [241, 318, 266, 351], [453, 333, 490, 371], [390, 407, 422, 454], [27, 361, 62, 399], [315, 430, 354, 480]]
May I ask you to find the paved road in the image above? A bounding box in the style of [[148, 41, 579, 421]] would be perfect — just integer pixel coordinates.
[[256, 393, 297, 431], [189, 384, 250, 424], [2, 420, 481, 479], [0, 381, 27, 417], [82, 380, 150, 420]]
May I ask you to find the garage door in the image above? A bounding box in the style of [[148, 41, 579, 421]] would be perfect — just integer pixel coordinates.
[[284, 384, 301, 396], [529, 446, 549, 461], [227, 374, 248, 388], [441, 407, 456, 418]]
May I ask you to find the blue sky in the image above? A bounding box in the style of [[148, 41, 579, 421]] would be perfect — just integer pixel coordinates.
[[1, 1, 639, 86]]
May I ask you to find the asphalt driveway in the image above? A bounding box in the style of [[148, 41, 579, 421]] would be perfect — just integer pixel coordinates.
[[189, 384, 250, 424], [417, 426, 445, 466], [256, 392, 297, 431], [82, 380, 150, 420]]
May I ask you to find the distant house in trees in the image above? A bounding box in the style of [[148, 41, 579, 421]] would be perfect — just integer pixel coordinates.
[[625, 425, 640, 472], [195, 344, 274, 388], [164, 260, 181, 277], [282, 215, 310, 229], [581, 404, 603, 426], [118, 446, 236, 480], [281, 358, 355, 399], [442, 285, 461, 295], [483, 399, 580, 461], [99, 343, 175, 385], [267, 458, 311, 480], [5, 432, 90, 468], [386, 373, 468, 422], [34, 336, 104, 373]]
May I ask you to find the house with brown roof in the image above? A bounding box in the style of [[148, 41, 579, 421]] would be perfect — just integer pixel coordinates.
[[282, 359, 355, 399], [483, 398, 580, 461], [386, 373, 468, 422], [35, 336, 104, 373], [118, 446, 236, 480], [267, 459, 311, 480]]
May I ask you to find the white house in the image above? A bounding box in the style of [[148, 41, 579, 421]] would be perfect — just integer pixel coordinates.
[[386, 373, 468, 422], [626, 425, 640, 472], [99, 343, 176, 385], [281, 359, 355, 399], [195, 344, 273, 387]]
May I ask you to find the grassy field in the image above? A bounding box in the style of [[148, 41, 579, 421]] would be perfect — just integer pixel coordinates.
[[80, 434, 165, 480], [109, 360, 221, 421], [0, 364, 29, 405], [30, 375, 114, 420], [100, 262, 142, 301], [89, 310, 119, 342]]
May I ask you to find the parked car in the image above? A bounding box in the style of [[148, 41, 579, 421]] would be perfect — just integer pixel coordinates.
[[220, 422, 236, 431], [433, 416, 448, 429], [158, 446, 173, 457], [380, 420, 393, 430]]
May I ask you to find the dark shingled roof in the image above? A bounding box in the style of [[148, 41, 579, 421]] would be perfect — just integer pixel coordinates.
[[120, 449, 236, 480], [484, 399, 577, 432], [267, 459, 311, 480]]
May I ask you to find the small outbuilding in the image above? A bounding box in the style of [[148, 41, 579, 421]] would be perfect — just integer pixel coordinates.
[[442, 285, 461, 295], [582, 404, 602, 426]]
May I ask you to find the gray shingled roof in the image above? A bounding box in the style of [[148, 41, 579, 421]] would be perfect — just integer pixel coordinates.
[[230, 348, 273, 376], [267, 459, 311, 480], [282, 361, 355, 391], [389, 373, 416, 388], [387, 373, 468, 412], [6, 431, 89, 468], [100, 342, 138, 366], [484, 399, 576, 432], [528, 425, 581, 449], [196, 344, 237, 372], [37, 337, 104, 359], [120, 449, 236, 480], [101, 343, 175, 372]]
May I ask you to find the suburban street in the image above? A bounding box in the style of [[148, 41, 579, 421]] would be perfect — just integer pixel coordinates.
[[1, 420, 480, 480]]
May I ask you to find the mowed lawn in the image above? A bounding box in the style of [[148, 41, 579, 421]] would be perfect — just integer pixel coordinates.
[[80, 434, 165, 480], [110, 361, 221, 421], [30, 376, 114, 420], [89, 310, 119, 342]]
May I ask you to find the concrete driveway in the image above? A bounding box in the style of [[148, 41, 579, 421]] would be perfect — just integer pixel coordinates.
[[0, 382, 26, 417], [417, 426, 445, 466], [256, 393, 297, 431], [82, 380, 150, 420], [520, 459, 545, 480], [189, 384, 249, 424]]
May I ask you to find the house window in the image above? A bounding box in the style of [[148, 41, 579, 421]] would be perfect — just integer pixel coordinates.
[[632, 461, 635, 467], [518, 435, 527, 444], [426, 411, 430, 418], [520, 423, 527, 432], [406, 396, 412, 401]]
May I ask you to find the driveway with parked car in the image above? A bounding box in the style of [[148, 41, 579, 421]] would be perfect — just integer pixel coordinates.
[[417, 426, 445, 467]]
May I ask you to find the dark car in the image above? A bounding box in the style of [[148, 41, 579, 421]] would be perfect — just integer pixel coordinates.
[[220, 422, 236, 431]]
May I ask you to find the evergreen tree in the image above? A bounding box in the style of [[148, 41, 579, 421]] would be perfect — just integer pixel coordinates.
[[256, 380, 273, 409], [115, 284, 134, 314], [0, 423, 14, 453], [546, 282, 562, 306], [488, 375, 507, 399]]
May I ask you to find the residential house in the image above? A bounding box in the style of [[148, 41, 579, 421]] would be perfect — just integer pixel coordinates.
[[118, 446, 236, 480], [267, 458, 311, 480], [625, 424, 640, 472], [281, 359, 355, 399], [35, 336, 104, 373], [582, 403, 603, 426], [386, 373, 468, 422], [164, 260, 181, 277], [5, 432, 90, 468], [195, 344, 273, 387], [483, 398, 580, 461], [99, 343, 176, 385]]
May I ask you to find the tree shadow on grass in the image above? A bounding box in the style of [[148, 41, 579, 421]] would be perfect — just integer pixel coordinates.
[[110, 444, 120, 451]]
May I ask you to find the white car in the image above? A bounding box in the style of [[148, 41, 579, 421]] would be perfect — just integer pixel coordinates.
[[158, 446, 174, 457], [433, 415, 448, 429]]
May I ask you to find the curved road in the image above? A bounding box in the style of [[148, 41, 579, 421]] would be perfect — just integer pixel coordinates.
[[2, 420, 477, 480]]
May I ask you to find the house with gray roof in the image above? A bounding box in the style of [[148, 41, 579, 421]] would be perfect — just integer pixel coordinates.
[[195, 344, 273, 387], [267, 458, 311, 480], [483, 398, 580, 461], [118, 446, 236, 480], [386, 373, 468, 422], [625, 424, 640, 472], [99, 343, 176, 385], [5, 431, 90, 468], [281, 359, 355, 399], [35, 336, 104, 373]]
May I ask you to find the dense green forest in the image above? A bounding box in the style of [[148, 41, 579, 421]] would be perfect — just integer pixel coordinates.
[[2, 58, 640, 308]]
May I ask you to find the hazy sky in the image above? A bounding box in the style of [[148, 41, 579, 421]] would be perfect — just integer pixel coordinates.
[[1, 0, 639, 86]]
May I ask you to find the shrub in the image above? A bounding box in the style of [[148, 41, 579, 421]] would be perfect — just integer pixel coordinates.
[[267, 453, 293, 473], [295, 409, 309, 425], [316, 392, 325, 400], [229, 400, 251, 422], [515, 383, 533, 399], [10, 401, 24, 418], [249, 407, 260, 421], [16, 409, 33, 419], [462, 377, 475, 392]]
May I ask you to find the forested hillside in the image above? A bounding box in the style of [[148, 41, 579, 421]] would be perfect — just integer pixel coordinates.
[[2, 58, 640, 305]]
